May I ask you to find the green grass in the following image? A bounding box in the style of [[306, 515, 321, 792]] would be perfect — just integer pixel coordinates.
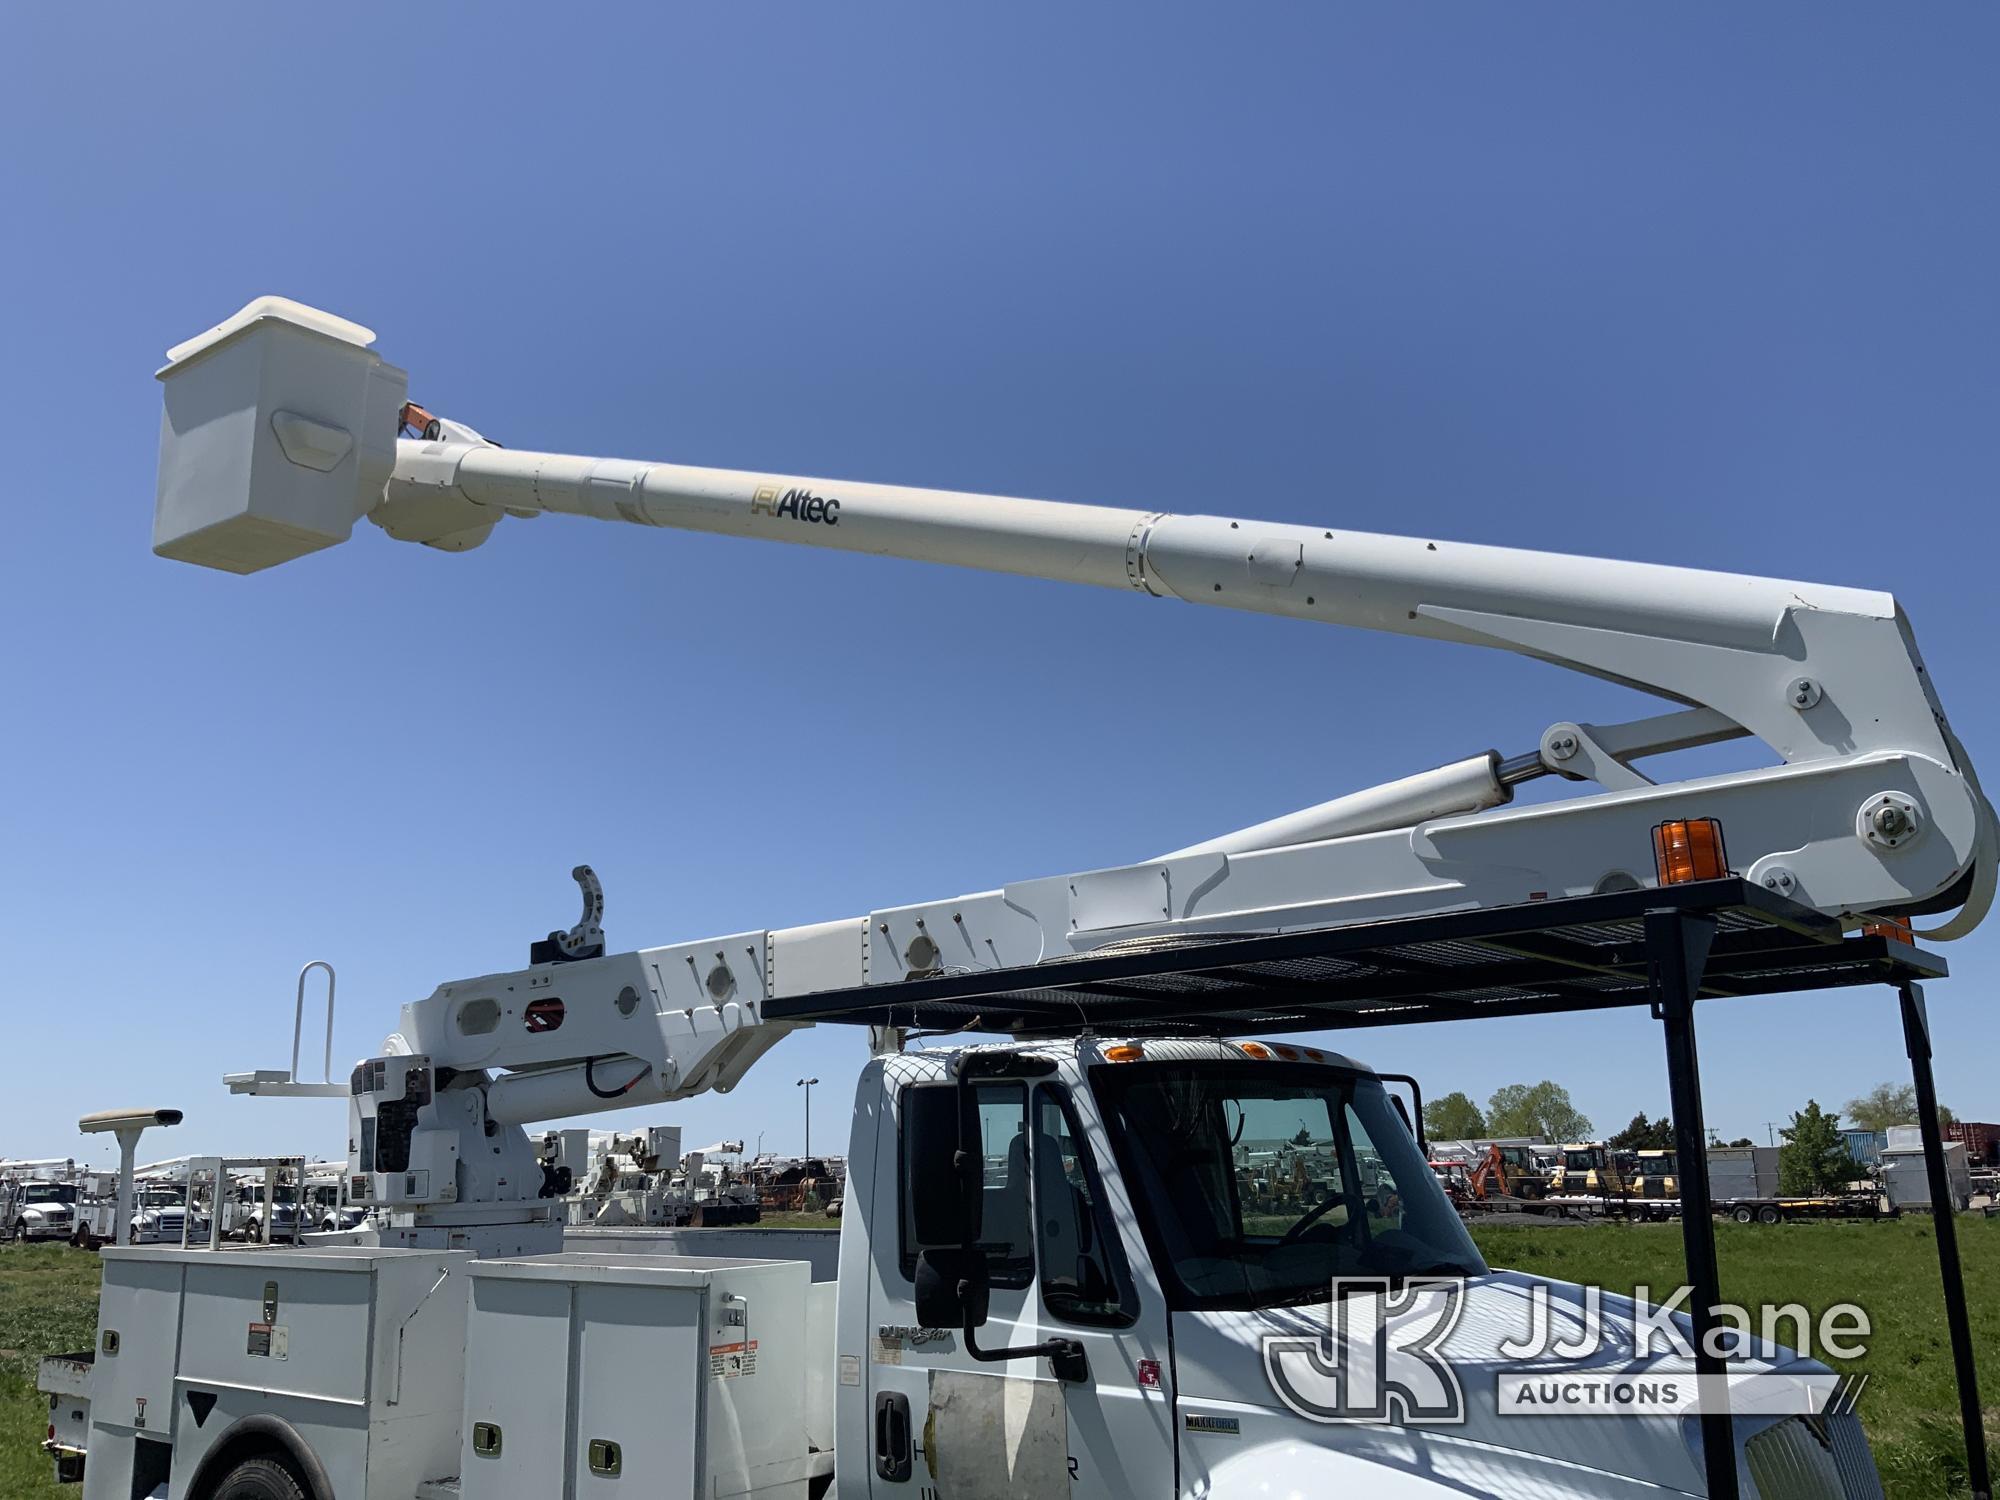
[[747, 1210, 843, 1230], [0, 1244, 105, 1499], [1471, 1217, 2000, 1499], [1, 1221, 1991, 1497]]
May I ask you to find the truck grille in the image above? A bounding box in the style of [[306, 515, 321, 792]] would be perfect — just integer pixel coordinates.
[[1745, 1414, 1883, 1499]]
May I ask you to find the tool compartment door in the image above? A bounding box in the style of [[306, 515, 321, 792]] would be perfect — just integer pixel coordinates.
[[462, 1273, 573, 1499], [571, 1279, 701, 1500]]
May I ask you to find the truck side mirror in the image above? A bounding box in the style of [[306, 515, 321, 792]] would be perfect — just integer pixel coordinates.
[[914, 1248, 992, 1331], [903, 1085, 984, 1248]]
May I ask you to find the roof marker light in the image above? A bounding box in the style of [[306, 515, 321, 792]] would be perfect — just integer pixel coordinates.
[[1103, 1044, 1146, 1063]]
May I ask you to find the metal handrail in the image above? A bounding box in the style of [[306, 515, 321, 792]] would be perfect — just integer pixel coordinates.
[[291, 961, 336, 1086]]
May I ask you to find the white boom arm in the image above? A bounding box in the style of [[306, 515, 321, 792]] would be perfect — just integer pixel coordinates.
[[153, 299, 1992, 1234]]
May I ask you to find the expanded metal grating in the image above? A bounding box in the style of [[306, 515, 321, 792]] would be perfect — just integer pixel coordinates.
[[761, 877, 1944, 1037]]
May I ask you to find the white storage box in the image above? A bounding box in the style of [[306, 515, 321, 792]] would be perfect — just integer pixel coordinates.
[[85, 1245, 468, 1500], [154, 297, 406, 573], [461, 1252, 811, 1500], [1882, 1141, 1971, 1210]]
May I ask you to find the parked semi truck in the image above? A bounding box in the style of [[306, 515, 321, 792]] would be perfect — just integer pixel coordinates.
[[36, 296, 1996, 1497]]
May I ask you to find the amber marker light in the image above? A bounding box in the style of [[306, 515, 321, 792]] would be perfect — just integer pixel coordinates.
[[1652, 818, 1729, 885]]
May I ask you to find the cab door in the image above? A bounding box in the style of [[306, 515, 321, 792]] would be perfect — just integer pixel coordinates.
[[863, 1066, 1176, 1500], [1026, 1079, 1178, 1500]]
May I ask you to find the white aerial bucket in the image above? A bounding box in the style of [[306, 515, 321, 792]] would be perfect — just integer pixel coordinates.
[[153, 297, 406, 573]]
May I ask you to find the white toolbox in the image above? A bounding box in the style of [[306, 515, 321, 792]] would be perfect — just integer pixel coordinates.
[[84, 1244, 469, 1500], [461, 1252, 811, 1500]]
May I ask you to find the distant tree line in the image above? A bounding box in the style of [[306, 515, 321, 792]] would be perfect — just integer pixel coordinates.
[[1422, 1081, 1590, 1144]]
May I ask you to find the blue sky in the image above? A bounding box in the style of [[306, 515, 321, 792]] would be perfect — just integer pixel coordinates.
[[2, 7, 1996, 1169]]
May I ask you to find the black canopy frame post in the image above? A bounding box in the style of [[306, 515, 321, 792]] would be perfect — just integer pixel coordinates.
[[1646, 906, 1737, 1500], [1898, 979, 1993, 1500]]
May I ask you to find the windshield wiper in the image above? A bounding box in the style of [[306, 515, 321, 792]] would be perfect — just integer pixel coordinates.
[[1241, 1259, 1482, 1309], [1244, 1285, 1339, 1310]]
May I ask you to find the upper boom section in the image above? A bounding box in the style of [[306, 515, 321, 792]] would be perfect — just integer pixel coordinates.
[[152, 299, 1984, 822]]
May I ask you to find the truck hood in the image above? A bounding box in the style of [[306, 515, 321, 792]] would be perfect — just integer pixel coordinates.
[[1171, 1269, 1843, 1496]]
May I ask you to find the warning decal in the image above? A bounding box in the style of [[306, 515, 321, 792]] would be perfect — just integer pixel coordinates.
[[709, 1339, 758, 1379]]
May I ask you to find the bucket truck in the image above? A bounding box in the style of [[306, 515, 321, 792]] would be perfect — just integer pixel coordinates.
[[40, 297, 1990, 1499]]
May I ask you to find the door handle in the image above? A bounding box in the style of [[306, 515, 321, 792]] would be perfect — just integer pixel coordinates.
[[875, 1390, 913, 1481]]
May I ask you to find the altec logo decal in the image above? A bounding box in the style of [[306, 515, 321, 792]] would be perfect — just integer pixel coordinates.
[[750, 484, 841, 525]]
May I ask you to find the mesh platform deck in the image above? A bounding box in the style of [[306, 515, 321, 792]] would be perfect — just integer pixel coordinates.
[[760, 877, 1944, 1037]]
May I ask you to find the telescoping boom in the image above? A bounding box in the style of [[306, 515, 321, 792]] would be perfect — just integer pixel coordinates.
[[149, 295, 1996, 1161], [155, 297, 1993, 959]]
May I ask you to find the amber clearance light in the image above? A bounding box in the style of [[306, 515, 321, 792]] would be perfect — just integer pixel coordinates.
[[1652, 819, 1729, 885]]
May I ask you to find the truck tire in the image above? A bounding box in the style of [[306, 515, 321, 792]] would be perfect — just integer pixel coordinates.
[[1757, 1205, 1781, 1225], [1732, 1206, 1754, 1223], [211, 1456, 308, 1499]]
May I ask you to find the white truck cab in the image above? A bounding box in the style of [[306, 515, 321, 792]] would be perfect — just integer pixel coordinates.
[[846, 1037, 1866, 1500], [9, 1178, 85, 1242]]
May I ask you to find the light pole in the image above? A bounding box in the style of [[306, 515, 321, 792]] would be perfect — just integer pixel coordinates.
[[798, 1078, 818, 1165]]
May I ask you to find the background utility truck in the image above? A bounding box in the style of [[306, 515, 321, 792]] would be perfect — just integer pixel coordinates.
[[39, 296, 1994, 1498]]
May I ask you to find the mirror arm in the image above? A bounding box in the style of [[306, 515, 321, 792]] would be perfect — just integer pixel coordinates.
[[1377, 1071, 1428, 1157], [963, 1321, 1090, 1384]]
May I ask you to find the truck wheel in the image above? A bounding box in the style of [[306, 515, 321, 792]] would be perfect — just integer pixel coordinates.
[[211, 1455, 307, 1499], [1732, 1206, 1754, 1223], [1757, 1205, 1781, 1225]]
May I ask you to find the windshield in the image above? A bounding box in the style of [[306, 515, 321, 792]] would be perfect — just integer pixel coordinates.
[[1094, 1061, 1486, 1309], [22, 1183, 78, 1204]]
